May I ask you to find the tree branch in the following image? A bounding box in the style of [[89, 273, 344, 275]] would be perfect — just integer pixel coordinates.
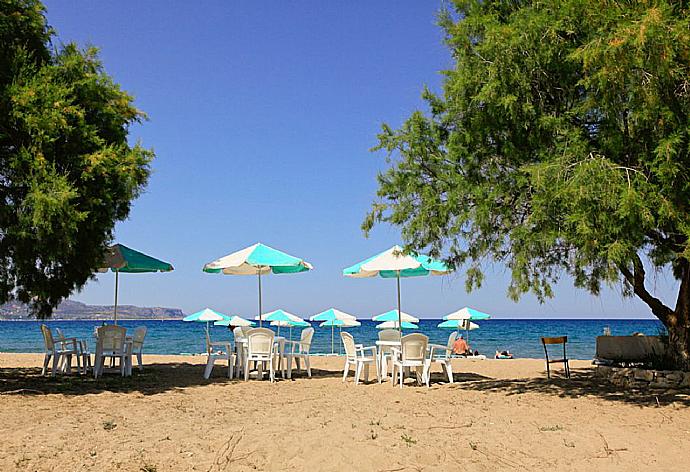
[[618, 254, 673, 324]]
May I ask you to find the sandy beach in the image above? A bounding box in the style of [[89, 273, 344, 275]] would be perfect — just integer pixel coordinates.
[[0, 354, 689, 471]]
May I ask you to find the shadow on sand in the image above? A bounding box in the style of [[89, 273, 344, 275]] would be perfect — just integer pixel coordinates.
[[0, 362, 347, 396], [2, 363, 688, 407], [443, 368, 690, 407]]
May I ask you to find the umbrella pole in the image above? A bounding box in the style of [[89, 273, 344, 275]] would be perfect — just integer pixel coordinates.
[[331, 324, 334, 355], [113, 269, 119, 325], [258, 270, 263, 327], [339, 327, 342, 355], [396, 271, 402, 334]]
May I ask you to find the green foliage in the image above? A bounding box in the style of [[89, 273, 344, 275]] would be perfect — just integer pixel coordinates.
[[367, 0, 689, 309], [0, 0, 153, 317]]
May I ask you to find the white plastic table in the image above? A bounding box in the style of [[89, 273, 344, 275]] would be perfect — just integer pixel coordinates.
[[375, 340, 400, 382], [236, 336, 286, 380]]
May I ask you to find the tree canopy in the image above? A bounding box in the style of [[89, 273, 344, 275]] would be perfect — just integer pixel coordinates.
[[365, 0, 690, 367], [0, 0, 153, 317]]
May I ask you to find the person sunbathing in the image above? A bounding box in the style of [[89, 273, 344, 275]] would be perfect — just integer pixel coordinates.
[[452, 335, 471, 356], [495, 350, 513, 359]]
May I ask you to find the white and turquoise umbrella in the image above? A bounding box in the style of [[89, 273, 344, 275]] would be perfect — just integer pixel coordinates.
[[376, 320, 418, 330], [438, 319, 480, 342], [311, 308, 358, 354], [437, 319, 480, 330], [372, 309, 419, 323], [214, 315, 255, 328], [203, 243, 313, 326], [183, 308, 230, 334], [440, 309, 487, 344], [319, 318, 361, 355], [344, 245, 450, 332], [443, 307, 491, 321], [258, 309, 307, 337]]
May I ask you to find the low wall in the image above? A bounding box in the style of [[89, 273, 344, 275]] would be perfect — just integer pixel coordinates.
[[597, 365, 690, 389]]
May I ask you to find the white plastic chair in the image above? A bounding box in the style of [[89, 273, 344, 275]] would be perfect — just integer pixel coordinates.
[[284, 328, 314, 379], [244, 328, 276, 382], [341, 332, 379, 385], [55, 327, 82, 374], [130, 326, 147, 372], [377, 329, 401, 382], [391, 333, 430, 388], [78, 339, 93, 374], [232, 327, 247, 376], [94, 325, 128, 378], [204, 330, 233, 379], [40, 325, 78, 377], [427, 332, 455, 384]]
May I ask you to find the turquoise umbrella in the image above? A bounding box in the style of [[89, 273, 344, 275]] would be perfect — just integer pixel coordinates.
[[441, 307, 489, 344], [372, 309, 419, 323], [376, 320, 418, 330], [203, 243, 313, 326], [183, 308, 230, 334], [270, 318, 310, 340], [319, 318, 361, 355], [310, 308, 358, 354], [258, 309, 307, 337], [344, 245, 450, 333], [213, 315, 255, 327], [443, 307, 491, 321], [99, 244, 174, 324]]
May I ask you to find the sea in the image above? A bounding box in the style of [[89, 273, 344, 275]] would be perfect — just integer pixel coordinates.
[[0, 318, 663, 359]]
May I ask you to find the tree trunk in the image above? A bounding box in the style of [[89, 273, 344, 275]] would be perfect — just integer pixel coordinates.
[[619, 255, 690, 371], [666, 307, 690, 372]]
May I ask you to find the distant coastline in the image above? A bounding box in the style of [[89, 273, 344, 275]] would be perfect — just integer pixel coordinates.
[[0, 299, 184, 321]]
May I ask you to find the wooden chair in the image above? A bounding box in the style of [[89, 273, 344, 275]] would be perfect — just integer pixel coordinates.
[[541, 336, 570, 379]]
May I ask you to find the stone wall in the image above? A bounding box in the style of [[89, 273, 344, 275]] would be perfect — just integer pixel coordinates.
[[597, 366, 690, 390]]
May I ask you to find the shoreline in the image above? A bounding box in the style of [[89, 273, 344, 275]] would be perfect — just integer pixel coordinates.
[[0, 351, 593, 361]]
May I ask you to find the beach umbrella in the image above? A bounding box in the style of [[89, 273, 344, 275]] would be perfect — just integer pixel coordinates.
[[443, 307, 491, 321], [183, 308, 230, 334], [438, 307, 484, 342], [270, 318, 310, 340], [203, 243, 313, 326], [437, 319, 480, 331], [213, 315, 255, 328], [372, 309, 419, 323], [311, 308, 358, 354], [376, 320, 418, 330], [343, 245, 450, 332], [98, 244, 174, 324], [257, 309, 306, 337]]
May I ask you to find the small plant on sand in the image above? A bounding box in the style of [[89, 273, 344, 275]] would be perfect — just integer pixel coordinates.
[[140, 464, 157, 472], [539, 425, 563, 432], [103, 420, 117, 431], [400, 433, 416, 447]]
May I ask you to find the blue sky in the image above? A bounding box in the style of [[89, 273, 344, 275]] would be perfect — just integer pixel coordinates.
[[44, 1, 672, 319]]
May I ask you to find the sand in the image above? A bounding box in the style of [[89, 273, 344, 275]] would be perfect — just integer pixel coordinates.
[[0, 353, 689, 471]]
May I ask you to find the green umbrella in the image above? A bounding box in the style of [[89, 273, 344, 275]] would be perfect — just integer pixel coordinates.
[[99, 244, 174, 324], [343, 245, 450, 333], [203, 243, 313, 326], [183, 308, 230, 334], [310, 308, 358, 354]]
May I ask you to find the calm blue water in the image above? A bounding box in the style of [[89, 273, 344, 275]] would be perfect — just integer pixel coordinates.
[[0, 319, 663, 359]]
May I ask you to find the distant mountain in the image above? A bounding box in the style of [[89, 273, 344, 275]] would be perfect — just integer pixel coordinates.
[[0, 299, 185, 320]]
